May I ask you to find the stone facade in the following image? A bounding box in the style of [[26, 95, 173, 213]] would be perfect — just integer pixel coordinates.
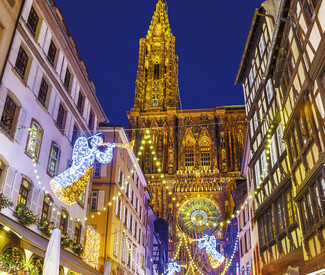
[[128, 1, 246, 274]]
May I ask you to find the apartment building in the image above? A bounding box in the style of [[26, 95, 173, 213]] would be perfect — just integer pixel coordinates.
[[237, 0, 325, 274], [236, 0, 304, 274], [89, 125, 155, 275], [0, 0, 106, 273], [0, 0, 23, 76]]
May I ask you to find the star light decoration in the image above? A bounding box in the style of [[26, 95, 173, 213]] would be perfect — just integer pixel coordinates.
[[166, 261, 181, 275], [83, 226, 100, 270], [50, 134, 117, 205], [198, 234, 225, 269]]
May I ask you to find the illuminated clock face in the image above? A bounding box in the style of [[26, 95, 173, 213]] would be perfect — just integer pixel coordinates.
[[178, 199, 220, 237]]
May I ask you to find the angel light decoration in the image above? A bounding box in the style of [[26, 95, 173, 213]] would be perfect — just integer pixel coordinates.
[[166, 261, 181, 275], [198, 234, 225, 269], [50, 134, 133, 205]]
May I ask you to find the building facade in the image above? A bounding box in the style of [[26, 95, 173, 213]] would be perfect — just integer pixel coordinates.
[[0, 0, 106, 273], [236, 0, 325, 274], [0, 0, 23, 78], [128, 0, 246, 274], [89, 126, 155, 275]]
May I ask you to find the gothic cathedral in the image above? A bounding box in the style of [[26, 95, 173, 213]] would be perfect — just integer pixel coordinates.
[[127, 1, 246, 274]]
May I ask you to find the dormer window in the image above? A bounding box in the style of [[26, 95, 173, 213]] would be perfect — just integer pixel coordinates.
[[153, 94, 159, 107]]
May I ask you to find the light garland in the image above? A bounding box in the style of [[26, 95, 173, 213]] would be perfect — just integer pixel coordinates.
[[220, 234, 239, 275], [83, 226, 100, 270], [50, 134, 116, 205], [197, 234, 225, 269]]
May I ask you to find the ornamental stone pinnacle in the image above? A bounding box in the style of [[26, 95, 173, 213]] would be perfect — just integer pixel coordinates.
[[132, 0, 179, 112]]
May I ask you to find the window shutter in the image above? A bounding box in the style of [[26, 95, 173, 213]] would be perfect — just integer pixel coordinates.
[[80, 227, 86, 245], [0, 85, 8, 115], [29, 186, 39, 213], [15, 107, 28, 144], [118, 166, 121, 183], [37, 21, 47, 48], [60, 59, 67, 82], [55, 51, 64, 75], [48, 88, 57, 116], [31, 65, 42, 96], [27, 59, 38, 88], [70, 78, 77, 100], [101, 165, 107, 177], [37, 192, 44, 219], [52, 96, 60, 122], [2, 166, 15, 197], [123, 204, 126, 224], [8, 34, 21, 65], [119, 201, 122, 219], [11, 172, 22, 207], [51, 204, 59, 227], [97, 190, 105, 210], [43, 31, 52, 56], [21, 1, 32, 22], [67, 219, 74, 239], [115, 196, 119, 216], [270, 136, 277, 167]]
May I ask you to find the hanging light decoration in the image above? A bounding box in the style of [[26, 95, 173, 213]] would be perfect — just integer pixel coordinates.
[[166, 261, 181, 275], [197, 234, 225, 269]]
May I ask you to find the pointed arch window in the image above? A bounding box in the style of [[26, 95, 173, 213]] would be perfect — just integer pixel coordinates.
[[154, 64, 160, 80], [200, 145, 211, 168], [185, 139, 195, 170]]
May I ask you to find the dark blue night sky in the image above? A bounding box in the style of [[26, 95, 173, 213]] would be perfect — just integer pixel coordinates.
[[55, 0, 261, 126]]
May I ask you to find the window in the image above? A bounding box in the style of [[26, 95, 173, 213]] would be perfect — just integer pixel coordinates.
[[41, 196, 51, 220], [27, 6, 39, 35], [47, 40, 57, 65], [127, 157, 131, 171], [200, 145, 211, 168], [56, 103, 66, 129], [276, 197, 286, 232], [63, 68, 71, 90], [185, 140, 195, 170], [1, 96, 17, 131], [270, 135, 277, 167], [266, 79, 274, 104], [78, 192, 85, 206], [38, 78, 49, 107], [249, 68, 254, 88], [27, 121, 43, 160], [77, 92, 84, 113], [93, 161, 101, 178], [255, 161, 260, 186], [153, 94, 159, 107], [114, 230, 119, 256], [260, 151, 268, 178], [258, 34, 266, 57], [48, 143, 60, 176], [88, 110, 94, 130], [286, 189, 296, 225], [59, 210, 68, 233], [276, 124, 285, 155], [74, 222, 81, 243], [299, 0, 318, 25], [15, 46, 28, 78], [154, 64, 160, 80], [17, 179, 30, 206], [90, 191, 98, 211]]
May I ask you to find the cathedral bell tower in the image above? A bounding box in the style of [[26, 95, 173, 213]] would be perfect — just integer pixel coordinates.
[[132, 0, 179, 112]]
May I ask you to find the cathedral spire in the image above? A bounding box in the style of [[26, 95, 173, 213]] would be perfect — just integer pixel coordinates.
[[132, 0, 179, 112]]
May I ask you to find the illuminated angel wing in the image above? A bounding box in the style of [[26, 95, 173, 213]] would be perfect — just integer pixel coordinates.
[[72, 137, 91, 167]]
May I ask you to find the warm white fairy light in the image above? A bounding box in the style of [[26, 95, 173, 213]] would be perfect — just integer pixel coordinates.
[[197, 234, 225, 268]]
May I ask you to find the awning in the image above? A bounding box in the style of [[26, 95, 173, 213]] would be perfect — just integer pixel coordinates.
[[0, 213, 102, 275]]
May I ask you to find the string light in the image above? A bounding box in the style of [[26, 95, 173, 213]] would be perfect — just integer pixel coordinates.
[[83, 226, 100, 270]]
